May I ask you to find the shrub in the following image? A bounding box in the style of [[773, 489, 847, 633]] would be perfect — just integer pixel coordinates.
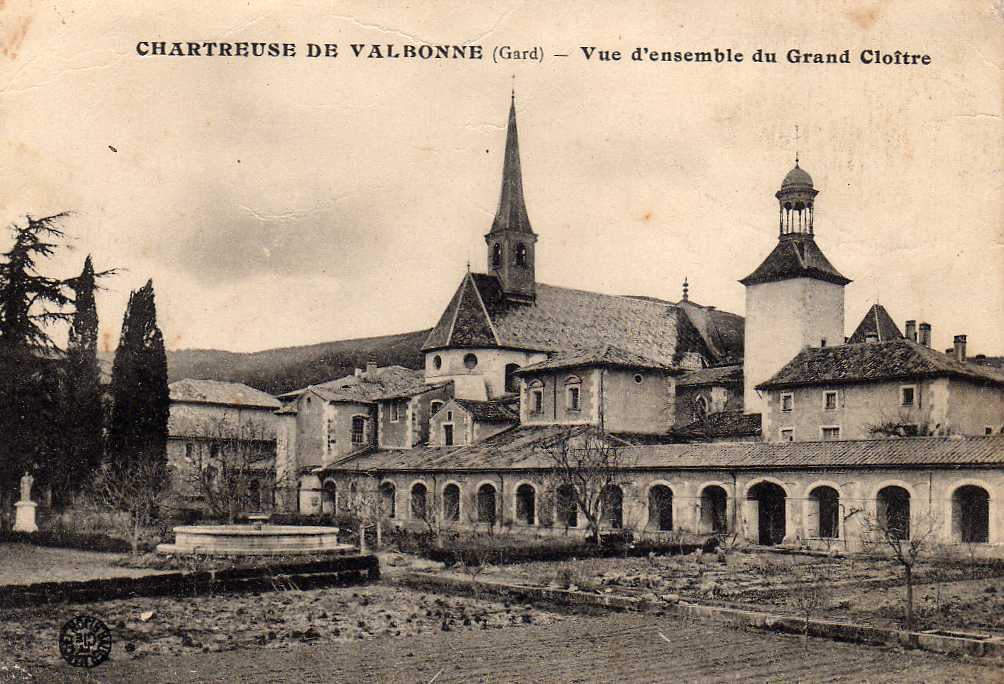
[[0, 529, 132, 554]]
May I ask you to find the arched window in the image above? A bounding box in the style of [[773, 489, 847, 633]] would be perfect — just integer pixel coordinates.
[[430, 400, 445, 417], [809, 486, 840, 539], [504, 363, 521, 394], [514, 243, 528, 266], [321, 480, 337, 515], [556, 484, 578, 528], [603, 485, 623, 529], [748, 481, 787, 545], [694, 395, 709, 421], [492, 243, 502, 268], [877, 486, 911, 540], [477, 484, 497, 525], [443, 483, 461, 522], [952, 485, 989, 544], [648, 485, 674, 531], [515, 484, 536, 525], [565, 375, 581, 412], [410, 482, 428, 520], [380, 482, 396, 518], [351, 416, 367, 445], [700, 485, 727, 533]]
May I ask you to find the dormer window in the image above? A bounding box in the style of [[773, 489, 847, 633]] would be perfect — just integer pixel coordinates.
[[515, 242, 528, 266], [565, 375, 581, 412]]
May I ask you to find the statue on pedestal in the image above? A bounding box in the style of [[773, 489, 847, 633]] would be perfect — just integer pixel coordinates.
[[14, 471, 38, 533], [19, 472, 33, 502]]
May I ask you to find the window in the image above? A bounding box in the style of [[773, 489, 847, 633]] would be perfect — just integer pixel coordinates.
[[900, 385, 916, 407], [504, 363, 521, 394], [477, 484, 497, 525], [326, 417, 336, 446], [694, 395, 709, 421], [529, 381, 544, 415], [780, 393, 794, 412], [185, 443, 194, 460], [633, 374, 644, 384], [823, 390, 838, 411], [821, 426, 841, 441], [463, 353, 478, 370], [380, 482, 396, 518], [780, 428, 794, 442], [986, 426, 994, 436], [565, 376, 581, 412], [410, 483, 428, 520], [351, 416, 366, 445], [443, 424, 454, 447], [443, 483, 461, 522], [514, 242, 527, 266], [432, 355, 442, 370], [430, 400, 444, 416], [390, 401, 402, 422], [515, 484, 536, 525], [446, 410, 453, 421], [491, 242, 502, 268], [820, 338, 827, 348]]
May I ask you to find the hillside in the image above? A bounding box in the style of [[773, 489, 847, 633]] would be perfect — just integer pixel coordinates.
[[99, 329, 430, 396]]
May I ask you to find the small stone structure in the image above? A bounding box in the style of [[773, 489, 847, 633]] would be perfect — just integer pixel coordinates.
[[13, 473, 38, 533], [157, 524, 349, 556]]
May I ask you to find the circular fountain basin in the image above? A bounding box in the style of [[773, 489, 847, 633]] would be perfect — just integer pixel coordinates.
[[157, 524, 352, 556]]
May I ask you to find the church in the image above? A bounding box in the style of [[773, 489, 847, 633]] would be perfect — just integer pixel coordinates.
[[274, 95, 1004, 553]]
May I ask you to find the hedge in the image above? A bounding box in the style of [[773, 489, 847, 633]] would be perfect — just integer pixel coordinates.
[[423, 537, 707, 567], [0, 529, 132, 554]]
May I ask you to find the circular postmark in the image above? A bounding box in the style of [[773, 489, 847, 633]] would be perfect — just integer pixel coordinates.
[[59, 615, 112, 668]]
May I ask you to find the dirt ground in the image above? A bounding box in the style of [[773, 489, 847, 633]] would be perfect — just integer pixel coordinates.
[[0, 544, 172, 586], [480, 549, 1004, 634], [0, 584, 562, 666], [18, 610, 1004, 683]]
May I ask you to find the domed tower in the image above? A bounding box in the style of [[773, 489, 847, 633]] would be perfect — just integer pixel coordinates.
[[485, 93, 537, 303], [741, 159, 851, 424]]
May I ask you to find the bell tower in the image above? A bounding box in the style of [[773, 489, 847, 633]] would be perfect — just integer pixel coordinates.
[[485, 92, 537, 303], [741, 159, 851, 421]]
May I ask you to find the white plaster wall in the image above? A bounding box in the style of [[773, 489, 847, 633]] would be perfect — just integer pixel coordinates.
[[424, 348, 547, 400]]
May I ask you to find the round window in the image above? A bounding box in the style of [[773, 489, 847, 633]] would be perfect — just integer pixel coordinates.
[[633, 374, 644, 384], [432, 355, 442, 370], [463, 353, 478, 370]]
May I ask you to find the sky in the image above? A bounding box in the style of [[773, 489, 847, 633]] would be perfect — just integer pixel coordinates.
[[0, 1, 1001, 355]]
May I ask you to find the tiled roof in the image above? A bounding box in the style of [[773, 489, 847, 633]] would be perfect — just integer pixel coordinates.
[[280, 366, 427, 405], [674, 411, 762, 439], [325, 429, 1004, 472], [422, 273, 715, 368], [848, 304, 902, 344], [677, 364, 743, 387], [375, 380, 451, 401], [675, 300, 745, 363], [169, 379, 280, 409], [757, 338, 1004, 390], [740, 235, 850, 286], [453, 398, 519, 422], [515, 345, 671, 374]]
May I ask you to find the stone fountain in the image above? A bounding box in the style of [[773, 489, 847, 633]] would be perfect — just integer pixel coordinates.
[[156, 515, 351, 556]]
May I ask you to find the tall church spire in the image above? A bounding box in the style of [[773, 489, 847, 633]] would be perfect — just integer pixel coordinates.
[[489, 94, 534, 236], [485, 92, 537, 303]]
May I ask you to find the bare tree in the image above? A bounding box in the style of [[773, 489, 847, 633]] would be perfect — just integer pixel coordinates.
[[340, 471, 386, 553], [183, 416, 279, 523], [88, 458, 172, 555], [865, 412, 940, 438], [537, 429, 635, 545], [789, 564, 832, 651], [860, 510, 941, 632]]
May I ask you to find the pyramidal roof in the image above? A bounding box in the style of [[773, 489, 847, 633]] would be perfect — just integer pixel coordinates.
[[740, 234, 850, 286], [848, 304, 903, 344], [487, 94, 534, 236]]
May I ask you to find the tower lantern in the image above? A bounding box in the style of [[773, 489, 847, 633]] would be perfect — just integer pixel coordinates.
[[776, 160, 818, 236]]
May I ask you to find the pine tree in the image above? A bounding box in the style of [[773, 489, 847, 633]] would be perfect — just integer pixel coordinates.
[[57, 256, 106, 506], [108, 280, 169, 479], [0, 214, 73, 520]]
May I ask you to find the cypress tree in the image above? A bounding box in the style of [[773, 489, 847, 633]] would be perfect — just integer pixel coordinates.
[[108, 280, 169, 478]]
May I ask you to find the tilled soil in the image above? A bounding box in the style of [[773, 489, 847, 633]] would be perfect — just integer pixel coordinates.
[[22, 610, 1004, 683]]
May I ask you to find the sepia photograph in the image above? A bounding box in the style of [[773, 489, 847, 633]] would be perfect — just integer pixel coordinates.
[[0, 1, 1002, 681]]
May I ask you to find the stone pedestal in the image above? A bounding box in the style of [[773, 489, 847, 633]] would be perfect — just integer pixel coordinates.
[[14, 500, 38, 533]]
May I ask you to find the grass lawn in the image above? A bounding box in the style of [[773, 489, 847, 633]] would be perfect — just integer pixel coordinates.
[[0, 543, 172, 586]]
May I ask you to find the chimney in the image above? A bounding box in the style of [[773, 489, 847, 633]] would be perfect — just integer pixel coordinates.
[[953, 335, 967, 363], [905, 320, 917, 342], [918, 322, 931, 348], [366, 358, 378, 377], [864, 332, 879, 344]]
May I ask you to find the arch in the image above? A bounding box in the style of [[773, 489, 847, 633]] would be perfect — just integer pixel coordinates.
[[321, 479, 337, 515], [476, 482, 497, 525], [515, 482, 536, 525], [504, 363, 521, 394], [699, 484, 728, 533], [555, 483, 578, 528], [491, 242, 502, 268], [807, 485, 840, 539], [747, 480, 788, 545], [380, 480, 396, 518], [430, 400, 445, 417], [603, 484, 624, 529], [410, 481, 428, 521], [876, 485, 911, 540], [514, 242, 528, 266], [694, 394, 709, 421], [442, 482, 461, 522], [647, 483, 674, 532], [951, 483, 990, 544]]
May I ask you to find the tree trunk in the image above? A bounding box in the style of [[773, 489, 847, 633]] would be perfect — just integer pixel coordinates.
[[358, 517, 368, 554], [904, 563, 914, 631], [375, 518, 382, 550], [131, 515, 141, 556]]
